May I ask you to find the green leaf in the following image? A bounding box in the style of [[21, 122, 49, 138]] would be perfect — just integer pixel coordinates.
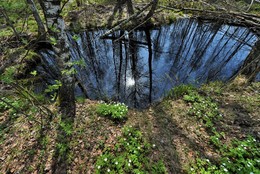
[[50, 37, 57, 45], [30, 70, 37, 76]]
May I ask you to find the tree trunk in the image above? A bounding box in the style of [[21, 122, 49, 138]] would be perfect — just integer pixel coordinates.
[[39, 0, 76, 119], [37, 2, 76, 173], [144, 0, 158, 21], [126, 0, 135, 15], [26, 0, 46, 37], [241, 40, 260, 82], [76, 0, 82, 7]]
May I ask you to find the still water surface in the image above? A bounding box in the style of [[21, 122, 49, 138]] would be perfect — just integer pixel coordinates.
[[39, 18, 258, 108]]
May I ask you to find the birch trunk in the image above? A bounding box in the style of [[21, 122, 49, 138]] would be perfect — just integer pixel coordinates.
[[39, 0, 76, 119]]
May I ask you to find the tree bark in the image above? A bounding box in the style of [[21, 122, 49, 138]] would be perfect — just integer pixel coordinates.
[[26, 0, 46, 37], [144, 0, 158, 21], [38, 0, 76, 119], [126, 0, 135, 16], [241, 40, 260, 82]]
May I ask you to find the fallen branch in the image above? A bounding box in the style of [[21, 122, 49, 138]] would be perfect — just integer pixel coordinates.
[[159, 5, 260, 36], [100, 1, 154, 39]]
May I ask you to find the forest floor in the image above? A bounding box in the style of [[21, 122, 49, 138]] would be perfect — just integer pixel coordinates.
[[1, 76, 259, 173]]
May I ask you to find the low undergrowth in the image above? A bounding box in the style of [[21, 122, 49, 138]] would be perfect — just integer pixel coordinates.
[[95, 126, 167, 174], [96, 102, 128, 121], [173, 84, 260, 174], [190, 136, 260, 174], [1, 79, 259, 173]]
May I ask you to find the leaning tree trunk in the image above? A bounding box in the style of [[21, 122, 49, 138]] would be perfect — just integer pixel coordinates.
[[39, 0, 76, 119], [26, 0, 46, 38], [241, 39, 260, 82]]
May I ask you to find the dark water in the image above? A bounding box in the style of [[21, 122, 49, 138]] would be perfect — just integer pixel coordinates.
[[39, 18, 258, 108]]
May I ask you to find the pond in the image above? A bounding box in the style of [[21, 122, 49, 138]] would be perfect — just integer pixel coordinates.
[[39, 18, 259, 108]]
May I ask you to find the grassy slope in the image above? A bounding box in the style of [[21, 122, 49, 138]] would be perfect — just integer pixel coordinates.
[[0, 77, 259, 173]]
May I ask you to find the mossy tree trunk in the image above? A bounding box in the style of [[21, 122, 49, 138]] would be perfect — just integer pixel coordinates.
[[36, 1, 76, 173], [38, 0, 76, 119]]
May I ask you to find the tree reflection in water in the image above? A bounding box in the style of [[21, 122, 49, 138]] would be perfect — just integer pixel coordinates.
[[39, 18, 258, 108]]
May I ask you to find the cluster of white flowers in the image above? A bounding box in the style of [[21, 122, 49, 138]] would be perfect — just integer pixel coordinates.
[[220, 161, 229, 173]]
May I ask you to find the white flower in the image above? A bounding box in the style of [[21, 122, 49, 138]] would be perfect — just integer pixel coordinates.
[[115, 161, 118, 165], [250, 172, 254, 174], [97, 166, 101, 169], [107, 168, 110, 172], [129, 159, 131, 163], [152, 144, 156, 147], [128, 163, 131, 166], [104, 158, 107, 161], [223, 168, 228, 172], [138, 146, 140, 149]]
